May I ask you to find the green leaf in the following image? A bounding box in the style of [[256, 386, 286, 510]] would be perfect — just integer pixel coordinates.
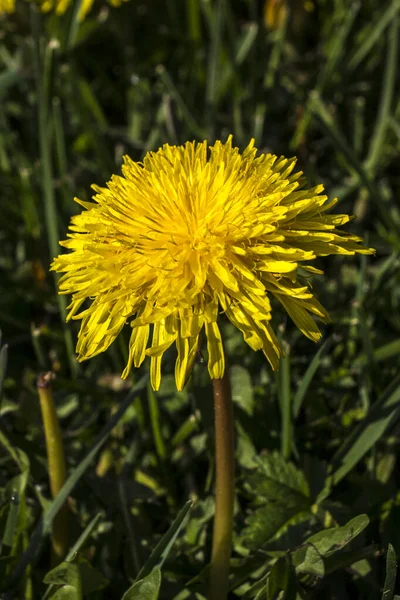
[[236, 421, 258, 469], [2, 477, 24, 551], [374, 338, 400, 363], [292, 544, 325, 578], [278, 354, 291, 459], [309, 92, 390, 229], [44, 562, 81, 587], [5, 377, 147, 590], [241, 452, 312, 548], [293, 339, 332, 418], [185, 497, 214, 546], [328, 373, 400, 490], [0, 337, 7, 402], [383, 544, 397, 600], [0, 433, 30, 561], [230, 365, 254, 416], [43, 513, 104, 600], [364, 13, 399, 173], [51, 588, 81, 600], [252, 453, 310, 499], [122, 568, 162, 600], [135, 501, 193, 582], [324, 546, 377, 576], [0, 557, 15, 582], [267, 556, 296, 600], [305, 515, 369, 558], [43, 558, 108, 596], [348, 0, 399, 71]]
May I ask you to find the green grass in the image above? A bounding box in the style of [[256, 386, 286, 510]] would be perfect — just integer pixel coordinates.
[[1, 1, 400, 598]]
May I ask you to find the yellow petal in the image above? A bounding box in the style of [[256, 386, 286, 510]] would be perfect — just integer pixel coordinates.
[[205, 321, 225, 380]]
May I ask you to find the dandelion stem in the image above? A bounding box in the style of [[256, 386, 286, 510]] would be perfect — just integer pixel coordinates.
[[208, 370, 235, 600], [37, 372, 68, 564]]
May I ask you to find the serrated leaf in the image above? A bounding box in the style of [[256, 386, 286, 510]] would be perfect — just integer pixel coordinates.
[[251, 452, 310, 500], [382, 544, 397, 600], [242, 502, 312, 550], [305, 515, 369, 557], [122, 567, 161, 600], [231, 365, 254, 416], [241, 453, 312, 548]]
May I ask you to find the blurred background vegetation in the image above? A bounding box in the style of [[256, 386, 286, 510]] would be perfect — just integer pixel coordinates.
[[1, 0, 400, 598]]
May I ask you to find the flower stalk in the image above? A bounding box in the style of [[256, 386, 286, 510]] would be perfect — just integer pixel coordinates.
[[37, 372, 68, 563], [208, 370, 235, 600]]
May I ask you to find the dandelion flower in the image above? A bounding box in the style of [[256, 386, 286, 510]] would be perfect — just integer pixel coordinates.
[[39, 0, 97, 20], [9, 0, 129, 20], [52, 137, 373, 390], [0, 0, 15, 14]]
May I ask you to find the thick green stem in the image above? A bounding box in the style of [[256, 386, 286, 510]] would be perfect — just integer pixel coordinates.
[[208, 371, 235, 600], [37, 372, 68, 563]]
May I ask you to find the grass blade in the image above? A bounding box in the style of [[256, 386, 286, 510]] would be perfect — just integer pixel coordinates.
[[32, 8, 78, 378], [148, 385, 167, 462], [0, 339, 8, 403], [293, 338, 332, 419], [135, 500, 194, 582], [118, 478, 141, 577], [156, 65, 205, 139], [205, 0, 224, 136], [326, 372, 400, 491], [291, 3, 359, 147], [364, 13, 399, 172], [3, 376, 147, 591], [216, 22, 258, 99], [374, 338, 400, 363], [348, 0, 400, 71], [42, 512, 104, 600], [382, 544, 397, 600], [32, 12, 59, 261], [187, 0, 201, 43], [309, 92, 391, 230], [66, 0, 84, 50], [277, 351, 291, 460]]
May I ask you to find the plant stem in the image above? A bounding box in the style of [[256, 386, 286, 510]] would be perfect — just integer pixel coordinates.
[[208, 371, 235, 600], [37, 372, 68, 563], [279, 353, 291, 460]]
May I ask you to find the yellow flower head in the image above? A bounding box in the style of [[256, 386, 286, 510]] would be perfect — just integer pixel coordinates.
[[39, 0, 96, 20], [52, 137, 373, 390], [3, 0, 130, 20], [0, 0, 15, 14]]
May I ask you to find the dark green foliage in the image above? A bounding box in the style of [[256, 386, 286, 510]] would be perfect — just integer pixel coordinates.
[[1, 0, 400, 598]]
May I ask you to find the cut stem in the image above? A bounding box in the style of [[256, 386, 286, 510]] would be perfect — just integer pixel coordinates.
[[208, 371, 235, 600], [37, 372, 68, 563]]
